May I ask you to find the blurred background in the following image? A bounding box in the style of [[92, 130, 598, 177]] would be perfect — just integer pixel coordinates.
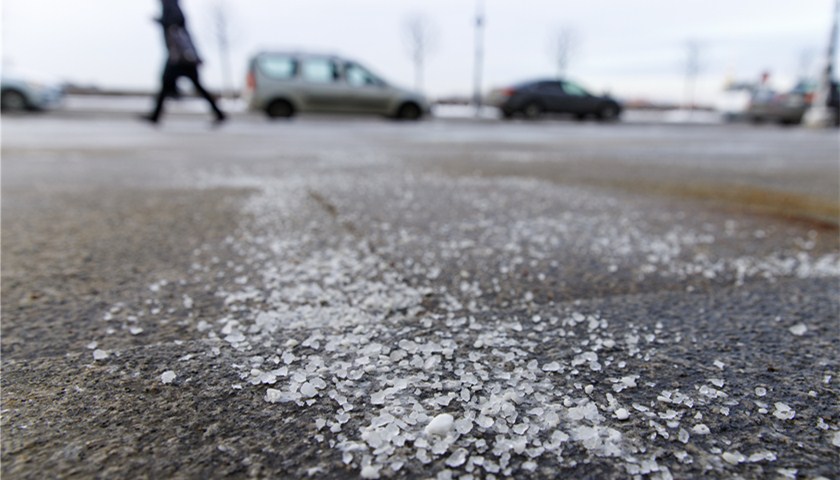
[[1, 0, 838, 121]]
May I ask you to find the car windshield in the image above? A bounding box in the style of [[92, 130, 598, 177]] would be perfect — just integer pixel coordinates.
[[562, 81, 590, 97], [345, 63, 384, 87]]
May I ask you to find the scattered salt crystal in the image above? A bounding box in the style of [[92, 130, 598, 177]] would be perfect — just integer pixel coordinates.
[[360, 465, 380, 479], [722, 451, 745, 465], [773, 403, 795, 420], [476, 415, 494, 429], [614, 408, 630, 420], [713, 360, 725, 370], [788, 324, 808, 336], [129, 327, 144, 335], [777, 468, 798, 479], [425, 413, 454, 436], [160, 370, 177, 384], [832, 431, 840, 447], [454, 417, 473, 434], [265, 388, 284, 403], [92, 349, 109, 361], [86, 341, 98, 350], [748, 451, 777, 462], [755, 387, 767, 397], [542, 361, 561, 372], [709, 378, 724, 388], [445, 448, 468, 467], [692, 424, 710, 435]]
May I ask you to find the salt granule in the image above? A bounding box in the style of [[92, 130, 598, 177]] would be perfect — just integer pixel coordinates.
[[692, 424, 710, 435], [773, 403, 795, 420], [265, 388, 284, 403], [425, 413, 454, 436], [788, 324, 808, 336], [445, 448, 468, 467], [360, 465, 380, 479], [93, 349, 109, 361], [722, 451, 745, 465], [160, 370, 177, 384], [614, 408, 630, 420]]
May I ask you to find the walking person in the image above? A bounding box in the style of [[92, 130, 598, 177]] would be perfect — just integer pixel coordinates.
[[142, 0, 226, 125]]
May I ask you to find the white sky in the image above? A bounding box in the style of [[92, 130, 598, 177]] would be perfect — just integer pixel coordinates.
[[2, 0, 837, 104]]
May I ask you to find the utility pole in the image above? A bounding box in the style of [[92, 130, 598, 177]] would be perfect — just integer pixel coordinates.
[[804, 0, 839, 127], [472, 0, 485, 116], [683, 40, 700, 112]]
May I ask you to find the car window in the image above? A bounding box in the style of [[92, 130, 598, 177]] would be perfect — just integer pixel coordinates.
[[562, 82, 590, 97], [345, 63, 382, 87], [536, 82, 564, 93], [301, 58, 338, 83], [259, 56, 297, 79]]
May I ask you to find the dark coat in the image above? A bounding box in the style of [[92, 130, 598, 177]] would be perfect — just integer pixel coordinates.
[[165, 24, 201, 65], [158, 0, 185, 27], [156, 0, 200, 66]]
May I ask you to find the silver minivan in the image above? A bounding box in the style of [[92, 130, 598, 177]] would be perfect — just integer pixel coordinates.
[[244, 51, 429, 120]]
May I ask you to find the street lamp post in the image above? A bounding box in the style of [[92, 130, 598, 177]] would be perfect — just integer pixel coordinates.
[[804, 0, 839, 127]]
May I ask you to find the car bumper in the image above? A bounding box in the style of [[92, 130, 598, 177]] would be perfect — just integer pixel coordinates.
[[28, 86, 65, 110]]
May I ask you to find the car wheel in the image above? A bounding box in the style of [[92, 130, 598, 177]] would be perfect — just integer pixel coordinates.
[[266, 99, 294, 119], [396, 102, 422, 121], [597, 103, 620, 122], [1, 90, 28, 112], [521, 102, 543, 120]]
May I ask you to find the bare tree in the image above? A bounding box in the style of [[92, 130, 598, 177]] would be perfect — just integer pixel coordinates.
[[209, 0, 237, 99], [548, 26, 578, 78], [403, 14, 438, 92]]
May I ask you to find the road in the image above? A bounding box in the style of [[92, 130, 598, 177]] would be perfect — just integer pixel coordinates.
[[2, 113, 839, 479]]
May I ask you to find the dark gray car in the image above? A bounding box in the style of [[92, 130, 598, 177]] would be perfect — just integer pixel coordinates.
[[487, 79, 622, 121]]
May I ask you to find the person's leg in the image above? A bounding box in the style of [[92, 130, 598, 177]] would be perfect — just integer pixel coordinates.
[[185, 66, 226, 121], [146, 65, 179, 123]]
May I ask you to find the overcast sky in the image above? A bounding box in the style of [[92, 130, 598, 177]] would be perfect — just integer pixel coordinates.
[[2, 0, 837, 103]]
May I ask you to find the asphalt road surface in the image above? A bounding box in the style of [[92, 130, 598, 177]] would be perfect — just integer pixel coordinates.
[[2, 113, 839, 479]]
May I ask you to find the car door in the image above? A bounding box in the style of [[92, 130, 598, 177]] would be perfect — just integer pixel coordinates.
[[343, 62, 393, 114], [535, 81, 568, 113], [298, 57, 354, 112], [560, 81, 598, 114]]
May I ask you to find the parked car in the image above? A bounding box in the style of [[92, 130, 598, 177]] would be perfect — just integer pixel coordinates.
[[487, 79, 622, 121], [744, 79, 816, 125], [244, 51, 429, 120], [1, 69, 65, 112]]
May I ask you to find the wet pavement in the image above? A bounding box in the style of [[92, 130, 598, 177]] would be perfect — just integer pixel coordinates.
[[2, 114, 839, 479]]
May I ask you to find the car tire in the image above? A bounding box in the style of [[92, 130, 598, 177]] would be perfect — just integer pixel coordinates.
[[521, 102, 543, 120], [1, 90, 28, 112], [597, 103, 620, 122], [266, 99, 295, 119], [396, 102, 422, 121]]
